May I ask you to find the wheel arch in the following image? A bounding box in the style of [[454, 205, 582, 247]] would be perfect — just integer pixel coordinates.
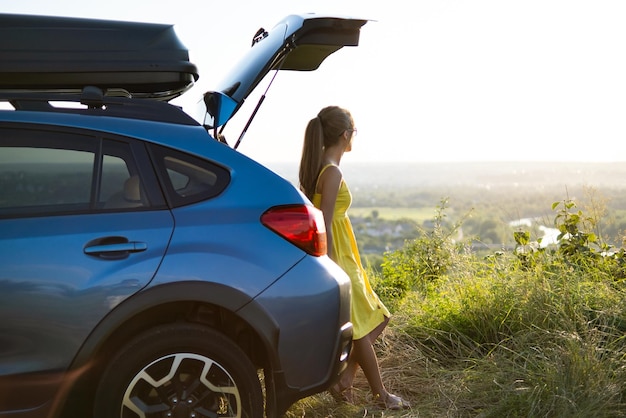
[[62, 281, 281, 416]]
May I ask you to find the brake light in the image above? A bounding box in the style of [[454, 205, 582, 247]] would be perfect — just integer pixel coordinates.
[[261, 205, 327, 256]]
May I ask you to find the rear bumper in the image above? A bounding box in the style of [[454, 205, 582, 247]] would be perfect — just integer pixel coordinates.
[[247, 255, 353, 416], [271, 320, 352, 416]]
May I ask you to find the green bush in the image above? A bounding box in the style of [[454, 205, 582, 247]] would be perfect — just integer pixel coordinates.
[[374, 199, 468, 310], [395, 198, 626, 416]]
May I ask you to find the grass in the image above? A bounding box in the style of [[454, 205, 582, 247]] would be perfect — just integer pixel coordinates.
[[285, 199, 626, 417], [286, 263, 626, 417], [285, 329, 430, 418]]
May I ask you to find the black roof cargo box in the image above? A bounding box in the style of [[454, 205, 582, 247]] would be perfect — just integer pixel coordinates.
[[0, 14, 199, 100]]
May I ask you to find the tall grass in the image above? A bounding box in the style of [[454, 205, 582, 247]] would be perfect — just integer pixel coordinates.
[[286, 197, 626, 417]]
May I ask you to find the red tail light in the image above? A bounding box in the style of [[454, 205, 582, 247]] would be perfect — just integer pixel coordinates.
[[261, 204, 327, 256]]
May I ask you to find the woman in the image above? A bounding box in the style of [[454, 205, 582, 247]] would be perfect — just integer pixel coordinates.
[[298, 106, 410, 410]]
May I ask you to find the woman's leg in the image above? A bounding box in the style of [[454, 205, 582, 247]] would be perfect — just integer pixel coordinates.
[[331, 317, 410, 409], [368, 316, 389, 343], [336, 316, 389, 392], [352, 333, 411, 410], [330, 356, 357, 402], [336, 355, 358, 389], [351, 335, 386, 397]]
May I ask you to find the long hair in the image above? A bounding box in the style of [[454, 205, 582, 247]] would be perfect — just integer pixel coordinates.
[[299, 106, 353, 200]]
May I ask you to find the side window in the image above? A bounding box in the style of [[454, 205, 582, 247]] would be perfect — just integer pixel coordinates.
[[0, 128, 156, 218], [149, 144, 230, 208], [0, 129, 96, 217], [101, 154, 131, 204], [100, 139, 152, 210]]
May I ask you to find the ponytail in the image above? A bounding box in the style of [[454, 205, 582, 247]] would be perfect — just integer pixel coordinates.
[[299, 117, 325, 200]]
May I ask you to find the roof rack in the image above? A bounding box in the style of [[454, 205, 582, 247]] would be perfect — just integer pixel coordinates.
[[0, 87, 199, 126]]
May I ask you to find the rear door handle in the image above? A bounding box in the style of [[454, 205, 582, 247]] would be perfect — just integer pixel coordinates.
[[84, 237, 147, 259], [84, 241, 148, 255]]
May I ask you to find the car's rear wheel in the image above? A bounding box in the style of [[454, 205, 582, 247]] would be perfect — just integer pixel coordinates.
[[93, 323, 263, 418]]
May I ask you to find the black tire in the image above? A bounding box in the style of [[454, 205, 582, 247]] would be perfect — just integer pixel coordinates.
[[93, 323, 264, 418]]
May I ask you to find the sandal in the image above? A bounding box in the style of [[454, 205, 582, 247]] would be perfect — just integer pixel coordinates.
[[374, 392, 411, 410], [329, 384, 354, 403]]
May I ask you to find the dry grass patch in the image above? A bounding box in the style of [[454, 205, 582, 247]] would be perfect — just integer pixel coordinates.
[[285, 325, 474, 418]]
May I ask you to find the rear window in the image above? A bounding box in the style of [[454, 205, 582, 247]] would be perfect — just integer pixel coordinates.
[[149, 145, 230, 208]]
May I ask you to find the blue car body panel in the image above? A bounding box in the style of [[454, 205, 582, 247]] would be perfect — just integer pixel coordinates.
[[0, 210, 174, 375]]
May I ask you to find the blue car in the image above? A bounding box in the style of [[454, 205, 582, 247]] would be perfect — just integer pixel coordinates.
[[0, 13, 367, 418]]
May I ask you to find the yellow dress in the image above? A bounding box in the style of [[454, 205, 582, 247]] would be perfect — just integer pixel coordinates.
[[313, 165, 390, 340]]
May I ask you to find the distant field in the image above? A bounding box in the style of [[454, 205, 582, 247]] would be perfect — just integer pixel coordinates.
[[349, 206, 435, 222]]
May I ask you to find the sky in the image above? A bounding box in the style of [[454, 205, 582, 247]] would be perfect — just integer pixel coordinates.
[[4, 0, 626, 166]]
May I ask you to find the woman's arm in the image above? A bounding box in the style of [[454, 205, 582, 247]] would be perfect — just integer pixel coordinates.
[[317, 165, 342, 262]]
